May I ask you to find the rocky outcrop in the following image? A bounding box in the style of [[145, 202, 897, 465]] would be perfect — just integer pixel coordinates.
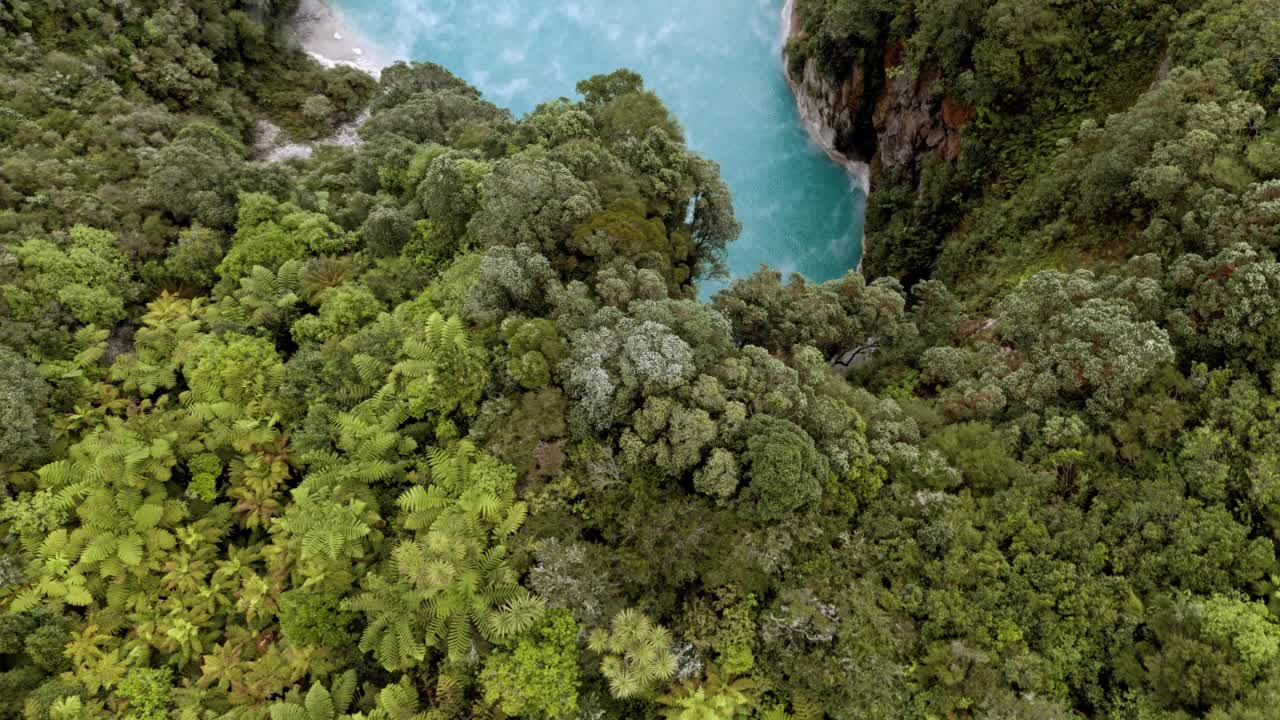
[[791, 47, 868, 162], [780, 0, 870, 193], [251, 110, 370, 164], [782, 1, 972, 186], [871, 47, 972, 177]]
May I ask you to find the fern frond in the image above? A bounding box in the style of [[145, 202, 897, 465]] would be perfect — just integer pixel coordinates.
[[39, 460, 78, 489], [486, 594, 546, 641], [269, 705, 306, 720], [304, 682, 335, 720], [330, 669, 357, 712], [792, 696, 824, 720], [495, 502, 527, 537], [353, 353, 388, 387], [376, 683, 421, 718], [446, 612, 471, 661], [79, 533, 117, 566]]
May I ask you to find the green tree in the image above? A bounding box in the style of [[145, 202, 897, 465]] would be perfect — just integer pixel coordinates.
[[361, 206, 412, 258], [114, 668, 172, 720], [146, 122, 246, 227], [1145, 593, 1280, 708], [468, 157, 602, 259], [501, 316, 566, 390], [466, 244, 560, 323], [737, 415, 829, 522], [359, 85, 506, 146], [561, 311, 696, 435], [217, 194, 354, 284], [160, 225, 228, 291], [419, 151, 491, 243], [480, 610, 581, 719], [0, 347, 49, 467], [5, 226, 135, 328], [576, 69, 645, 107]]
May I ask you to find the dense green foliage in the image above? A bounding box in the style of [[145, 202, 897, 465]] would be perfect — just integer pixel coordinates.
[[794, 0, 1280, 296], [3, 1, 1280, 719]]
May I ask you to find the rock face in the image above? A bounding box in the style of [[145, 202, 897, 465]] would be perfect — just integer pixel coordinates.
[[788, 33, 869, 165], [782, 2, 972, 185], [780, 0, 870, 193], [871, 45, 972, 176]]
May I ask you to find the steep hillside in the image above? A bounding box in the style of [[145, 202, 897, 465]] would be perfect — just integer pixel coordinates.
[[1, 2, 1280, 719]]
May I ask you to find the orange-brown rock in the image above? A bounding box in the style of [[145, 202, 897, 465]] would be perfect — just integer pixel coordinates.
[[941, 96, 976, 130]]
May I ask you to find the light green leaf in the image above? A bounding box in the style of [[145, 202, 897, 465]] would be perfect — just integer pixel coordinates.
[[269, 704, 307, 720], [132, 503, 164, 530], [117, 534, 144, 566], [65, 584, 94, 607], [9, 587, 44, 613], [305, 683, 335, 720]]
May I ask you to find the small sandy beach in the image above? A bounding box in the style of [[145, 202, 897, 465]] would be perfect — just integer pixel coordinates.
[[293, 0, 389, 77], [253, 0, 385, 162]]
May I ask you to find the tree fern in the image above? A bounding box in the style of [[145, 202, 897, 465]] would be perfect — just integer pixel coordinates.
[[352, 353, 390, 387], [589, 609, 679, 699], [657, 665, 760, 720], [790, 696, 824, 720], [348, 444, 540, 668], [5, 416, 192, 611], [267, 669, 358, 720], [345, 573, 427, 670], [367, 680, 430, 720], [110, 293, 205, 396], [271, 706, 308, 720], [71, 326, 110, 368], [9, 528, 92, 612], [487, 595, 547, 640], [395, 484, 451, 530], [274, 486, 375, 565], [206, 260, 304, 335], [302, 392, 415, 493], [301, 255, 353, 304], [390, 312, 489, 422], [330, 669, 358, 714]]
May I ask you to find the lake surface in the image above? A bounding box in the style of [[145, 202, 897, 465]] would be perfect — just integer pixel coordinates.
[[330, 0, 864, 296]]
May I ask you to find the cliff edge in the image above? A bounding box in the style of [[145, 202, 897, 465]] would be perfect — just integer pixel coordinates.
[[781, 0, 971, 187]]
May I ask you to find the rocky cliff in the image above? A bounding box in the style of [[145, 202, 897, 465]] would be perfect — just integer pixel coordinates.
[[782, 0, 971, 187], [780, 0, 870, 191]]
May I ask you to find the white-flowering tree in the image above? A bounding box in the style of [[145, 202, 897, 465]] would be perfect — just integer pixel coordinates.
[[561, 310, 696, 436]]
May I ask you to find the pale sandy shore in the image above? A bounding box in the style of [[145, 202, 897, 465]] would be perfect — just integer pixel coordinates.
[[292, 0, 389, 78], [253, 0, 389, 162]]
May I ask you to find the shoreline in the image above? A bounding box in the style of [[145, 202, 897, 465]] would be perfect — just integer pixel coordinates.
[[779, 0, 870, 271], [281, 0, 871, 273], [292, 0, 390, 79], [779, 0, 870, 192], [255, 0, 387, 163]]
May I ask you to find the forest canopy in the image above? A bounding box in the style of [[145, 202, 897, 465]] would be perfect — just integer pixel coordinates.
[[2, 1, 1280, 719]]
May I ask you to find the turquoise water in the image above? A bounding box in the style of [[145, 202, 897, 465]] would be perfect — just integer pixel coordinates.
[[333, 0, 864, 295]]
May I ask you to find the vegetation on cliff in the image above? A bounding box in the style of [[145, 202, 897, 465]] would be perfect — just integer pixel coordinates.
[[792, 0, 1280, 295], [1, 1, 1279, 719]]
